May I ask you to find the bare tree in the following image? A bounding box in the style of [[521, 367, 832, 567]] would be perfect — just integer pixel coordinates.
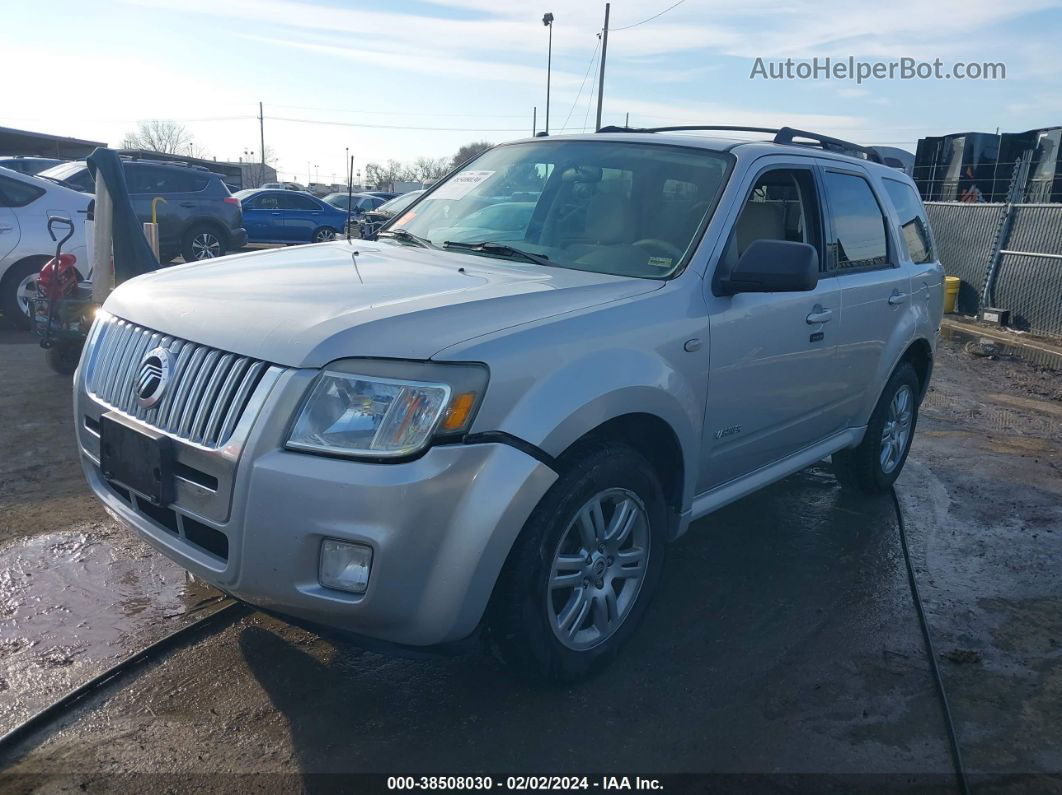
[[121, 120, 207, 158], [242, 144, 278, 188], [364, 160, 406, 191], [411, 156, 452, 183], [451, 141, 493, 168]]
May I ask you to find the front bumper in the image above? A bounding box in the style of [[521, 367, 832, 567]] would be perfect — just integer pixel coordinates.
[[76, 364, 557, 646]]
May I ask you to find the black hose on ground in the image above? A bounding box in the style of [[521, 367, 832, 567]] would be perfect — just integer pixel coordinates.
[[0, 598, 245, 760], [891, 486, 971, 795]]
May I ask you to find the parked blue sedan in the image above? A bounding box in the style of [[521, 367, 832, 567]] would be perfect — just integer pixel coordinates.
[[233, 189, 350, 244]]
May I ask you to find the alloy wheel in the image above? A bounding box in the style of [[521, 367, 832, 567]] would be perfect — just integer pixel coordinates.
[[191, 232, 221, 259], [880, 384, 914, 474], [314, 228, 336, 242], [15, 273, 37, 318], [546, 488, 650, 651]]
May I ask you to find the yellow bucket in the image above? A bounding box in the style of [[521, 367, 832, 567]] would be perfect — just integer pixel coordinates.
[[943, 276, 961, 314]]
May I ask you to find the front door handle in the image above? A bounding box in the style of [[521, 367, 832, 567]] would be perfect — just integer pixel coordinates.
[[888, 290, 909, 305], [179, 201, 196, 208], [806, 306, 833, 324], [0, 224, 13, 233]]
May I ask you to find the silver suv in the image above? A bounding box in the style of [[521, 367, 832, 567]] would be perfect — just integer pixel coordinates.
[[75, 127, 943, 680]]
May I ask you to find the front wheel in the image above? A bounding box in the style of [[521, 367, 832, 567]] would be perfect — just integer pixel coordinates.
[[489, 444, 667, 682], [182, 226, 227, 261], [46, 342, 82, 375], [312, 226, 338, 243], [832, 361, 920, 493]]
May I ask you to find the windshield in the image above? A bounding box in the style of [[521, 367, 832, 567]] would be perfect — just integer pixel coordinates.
[[376, 190, 423, 216], [387, 140, 731, 278]]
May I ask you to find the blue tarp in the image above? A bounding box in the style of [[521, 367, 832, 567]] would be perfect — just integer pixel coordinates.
[[86, 147, 160, 284]]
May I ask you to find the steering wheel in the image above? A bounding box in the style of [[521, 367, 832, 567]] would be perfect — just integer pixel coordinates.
[[633, 238, 684, 261]]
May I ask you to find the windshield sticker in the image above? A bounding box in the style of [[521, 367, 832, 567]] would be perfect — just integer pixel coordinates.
[[393, 211, 416, 228], [647, 256, 673, 268], [430, 170, 496, 200]]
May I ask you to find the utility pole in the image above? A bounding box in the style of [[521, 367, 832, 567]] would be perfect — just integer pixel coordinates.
[[258, 101, 266, 181], [533, 106, 537, 136], [595, 3, 610, 131]]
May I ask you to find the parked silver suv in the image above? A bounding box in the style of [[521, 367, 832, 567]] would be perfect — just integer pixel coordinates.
[[75, 127, 943, 680]]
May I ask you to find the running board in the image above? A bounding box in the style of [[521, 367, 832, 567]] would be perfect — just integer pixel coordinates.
[[686, 427, 866, 526]]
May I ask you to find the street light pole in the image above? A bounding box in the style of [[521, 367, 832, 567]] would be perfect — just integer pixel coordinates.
[[543, 12, 554, 135], [595, 3, 610, 131]]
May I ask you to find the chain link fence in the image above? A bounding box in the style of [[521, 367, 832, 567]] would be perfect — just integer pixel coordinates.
[[926, 201, 1062, 339]]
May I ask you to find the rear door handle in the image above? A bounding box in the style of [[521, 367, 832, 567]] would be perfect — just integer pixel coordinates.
[[888, 290, 909, 305], [806, 306, 833, 324], [0, 224, 13, 233], [179, 201, 196, 208]]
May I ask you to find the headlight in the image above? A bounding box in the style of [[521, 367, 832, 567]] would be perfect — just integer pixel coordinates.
[[286, 360, 488, 459]]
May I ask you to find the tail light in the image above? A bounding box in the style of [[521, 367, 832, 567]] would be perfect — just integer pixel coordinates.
[[224, 197, 240, 206], [38, 253, 79, 301]]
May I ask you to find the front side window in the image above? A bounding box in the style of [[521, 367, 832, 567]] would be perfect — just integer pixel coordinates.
[[388, 140, 732, 278], [731, 168, 821, 266], [824, 171, 889, 271], [883, 179, 934, 264]]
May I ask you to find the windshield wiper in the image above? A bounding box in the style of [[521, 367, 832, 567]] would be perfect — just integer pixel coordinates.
[[442, 240, 552, 267], [378, 228, 437, 248]]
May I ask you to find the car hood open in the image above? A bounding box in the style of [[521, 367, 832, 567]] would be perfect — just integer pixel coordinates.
[[104, 240, 660, 368]]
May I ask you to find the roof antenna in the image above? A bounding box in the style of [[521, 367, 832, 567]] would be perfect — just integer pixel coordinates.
[[345, 153, 355, 243]]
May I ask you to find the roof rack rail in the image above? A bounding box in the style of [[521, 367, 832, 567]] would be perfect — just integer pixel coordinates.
[[596, 124, 882, 163]]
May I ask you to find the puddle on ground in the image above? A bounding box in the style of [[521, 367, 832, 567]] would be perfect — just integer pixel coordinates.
[[0, 528, 217, 733]]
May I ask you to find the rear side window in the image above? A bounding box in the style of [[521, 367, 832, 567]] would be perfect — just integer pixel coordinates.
[[883, 179, 934, 264], [0, 175, 44, 207], [127, 165, 210, 194], [277, 194, 320, 210], [823, 171, 889, 271]]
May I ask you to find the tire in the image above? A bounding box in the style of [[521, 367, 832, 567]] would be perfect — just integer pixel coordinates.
[[489, 444, 668, 682], [312, 226, 338, 243], [832, 361, 920, 493], [46, 342, 82, 376], [181, 226, 227, 261], [1, 257, 48, 330]]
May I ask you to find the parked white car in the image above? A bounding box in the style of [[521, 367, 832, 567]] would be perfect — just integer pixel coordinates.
[[0, 166, 91, 328]]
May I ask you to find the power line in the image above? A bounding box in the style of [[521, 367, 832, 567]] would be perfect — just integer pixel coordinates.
[[611, 0, 686, 31], [559, 37, 602, 132], [267, 115, 528, 133], [261, 103, 530, 119]]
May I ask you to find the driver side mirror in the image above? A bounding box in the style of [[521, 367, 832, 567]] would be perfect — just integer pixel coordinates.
[[718, 239, 819, 296]]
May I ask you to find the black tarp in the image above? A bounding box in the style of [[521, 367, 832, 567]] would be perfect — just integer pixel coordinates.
[[86, 147, 160, 284]]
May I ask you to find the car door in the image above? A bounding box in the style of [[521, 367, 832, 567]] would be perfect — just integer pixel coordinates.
[[0, 190, 19, 264], [125, 164, 186, 253], [242, 192, 286, 242], [882, 177, 944, 339], [818, 164, 912, 425], [699, 160, 846, 492], [278, 193, 325, 242]]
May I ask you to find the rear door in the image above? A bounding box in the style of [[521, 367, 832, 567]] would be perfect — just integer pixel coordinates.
[[242, 192, 286, 242], [818, 165, 912, 426], [882, 177, 944, 333], [278, 193, 326, 241], [0, 175, 25, 263], [125, 164, 190, 252], [700, 159, 846, 491]]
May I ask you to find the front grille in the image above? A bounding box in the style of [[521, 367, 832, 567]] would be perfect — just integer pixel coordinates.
[[88, 316, 268, 448]]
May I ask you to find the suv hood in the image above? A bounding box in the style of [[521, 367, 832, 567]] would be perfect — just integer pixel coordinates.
[[105, 240, 659, 368]]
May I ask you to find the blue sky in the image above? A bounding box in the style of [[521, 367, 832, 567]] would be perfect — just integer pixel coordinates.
[[3, 0, 1061, 183]]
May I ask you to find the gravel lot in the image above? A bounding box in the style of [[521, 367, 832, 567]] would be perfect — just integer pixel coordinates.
[[0, 324, 1059, 791]]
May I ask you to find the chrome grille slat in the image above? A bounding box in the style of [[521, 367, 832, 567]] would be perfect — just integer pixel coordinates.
[[86, 316, 269, 449]]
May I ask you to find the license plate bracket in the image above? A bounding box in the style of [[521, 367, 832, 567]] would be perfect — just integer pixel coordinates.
[[99, 412, 173, 506]]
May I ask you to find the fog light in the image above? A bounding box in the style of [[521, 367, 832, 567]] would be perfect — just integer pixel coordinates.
[[319, 539, 372, 594]]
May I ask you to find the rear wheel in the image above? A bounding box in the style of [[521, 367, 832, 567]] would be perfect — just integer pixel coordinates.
[[1, 257, 47, 330], [181, 226, 226, 261], [832, 361, 920, 493], [312, 226, 338, 243], [490, 444, 667, 681]]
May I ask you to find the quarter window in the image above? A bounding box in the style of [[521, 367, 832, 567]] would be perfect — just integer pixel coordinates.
[[824, 172, 889, 271], [883, 179, 934, 264], [0, 175, 44, 207]]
